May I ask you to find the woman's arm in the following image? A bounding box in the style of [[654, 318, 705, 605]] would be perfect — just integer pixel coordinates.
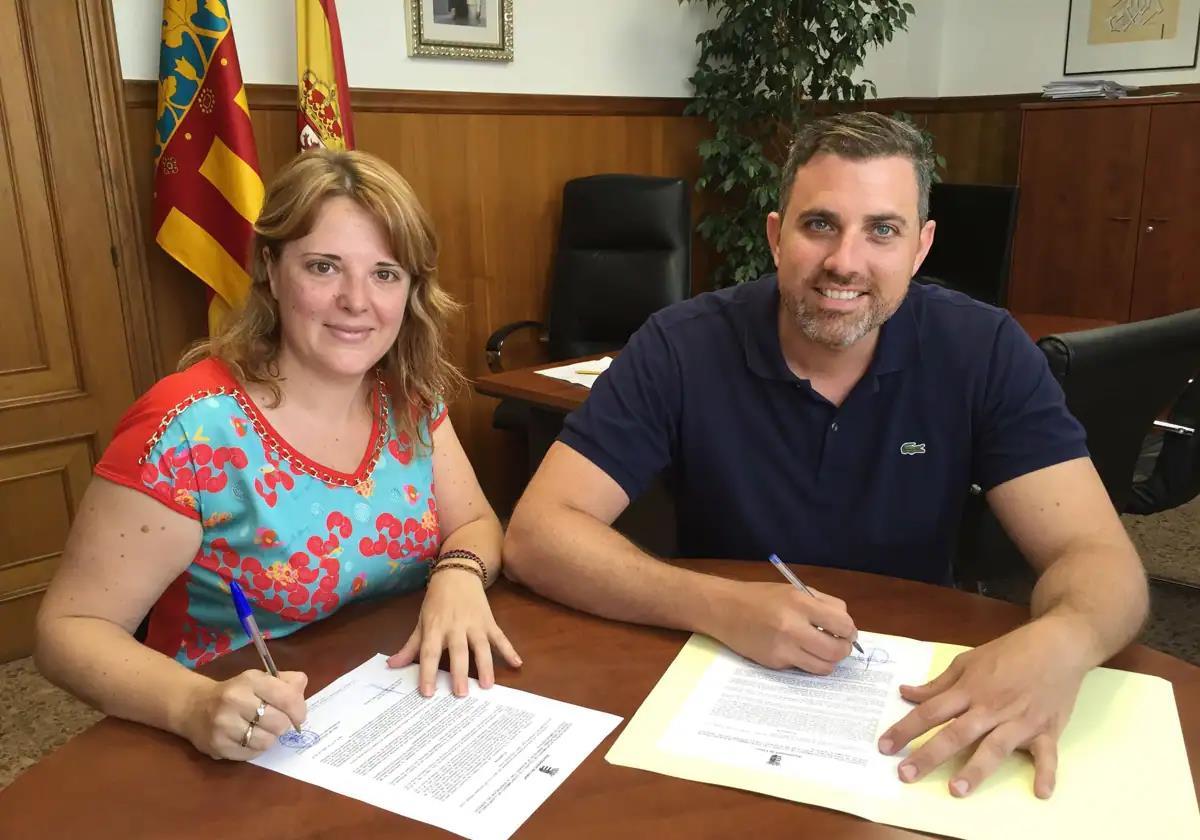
[[387, 416, 521, 695], [35, 478, 307, 759]]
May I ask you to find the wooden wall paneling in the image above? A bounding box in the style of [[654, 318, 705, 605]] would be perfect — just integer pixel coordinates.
[[1130, 102, 1200, 321], [1007, 105, 1151, 321], [920, 109, 1023, 185]]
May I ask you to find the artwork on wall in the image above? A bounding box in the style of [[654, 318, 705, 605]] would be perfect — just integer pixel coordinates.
[[1065, 0, 1200, 74], [407, 0, 513, 62]]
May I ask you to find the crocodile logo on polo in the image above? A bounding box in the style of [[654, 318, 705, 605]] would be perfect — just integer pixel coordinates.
[[900, 441, 926, 455]]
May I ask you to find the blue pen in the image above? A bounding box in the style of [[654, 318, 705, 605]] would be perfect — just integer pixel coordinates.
[[768, 554, 865, 655], [229, 580, 303, 734]]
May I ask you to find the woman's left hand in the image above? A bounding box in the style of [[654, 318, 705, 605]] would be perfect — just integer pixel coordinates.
[[387, 567, 522, 697]]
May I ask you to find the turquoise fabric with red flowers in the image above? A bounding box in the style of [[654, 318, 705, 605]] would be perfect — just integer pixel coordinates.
[[94, 358, 444, 668]]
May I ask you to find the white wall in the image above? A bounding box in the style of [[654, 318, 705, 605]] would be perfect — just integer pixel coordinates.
[[859, 0, 944, 99], [120, 1, 1200, 101], [114, 0, 719, 97], [938, 0, 1200, 96], [113, 0, 939, 99]]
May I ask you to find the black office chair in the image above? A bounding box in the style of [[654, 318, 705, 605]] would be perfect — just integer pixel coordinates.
[[955, 308, 1200, 594], [485, 174, 691, 437], [1128, 377, 1200, 516], [914, 183, 1019, 306]]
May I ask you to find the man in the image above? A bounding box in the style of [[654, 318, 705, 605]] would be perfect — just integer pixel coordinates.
[[503, 112, 1148, 800]]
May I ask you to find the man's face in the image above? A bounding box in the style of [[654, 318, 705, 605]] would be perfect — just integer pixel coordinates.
[[766, 153, 935, 350]]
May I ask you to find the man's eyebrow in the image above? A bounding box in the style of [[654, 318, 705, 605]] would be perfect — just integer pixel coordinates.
[[797, 206, 841, 221], [865, 213, 909, 230]]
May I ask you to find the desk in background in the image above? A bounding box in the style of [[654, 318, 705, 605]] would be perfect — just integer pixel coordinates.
[[474, 312, 1117, 416], [0, 560, 1195, 838]]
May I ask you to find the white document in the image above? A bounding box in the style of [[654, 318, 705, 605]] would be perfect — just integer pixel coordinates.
[[534, 355, 614, 388], [251, 654, 622, 840], [657, 631, 934, 793]]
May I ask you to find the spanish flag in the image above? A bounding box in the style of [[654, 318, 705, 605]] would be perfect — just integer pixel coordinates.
[[296, 0, 355, 150], [153, 0, 263, 335]]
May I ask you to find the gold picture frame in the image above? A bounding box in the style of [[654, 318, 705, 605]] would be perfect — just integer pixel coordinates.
[[407, 0, 513, 62]]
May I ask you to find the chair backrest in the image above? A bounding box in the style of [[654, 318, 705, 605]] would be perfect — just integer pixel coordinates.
[[1037, 308, 1200, 511], [1129, 377, 1200, 515], [954, 309, 1200, 592], [546, 174, 691, 360], [916, 183, 1018, 306]]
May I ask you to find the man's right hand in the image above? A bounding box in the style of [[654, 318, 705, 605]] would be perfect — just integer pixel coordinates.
[[710, 581, 858, 673]]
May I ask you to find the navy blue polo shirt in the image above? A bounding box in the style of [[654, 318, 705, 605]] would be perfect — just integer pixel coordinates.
[[558, 275, 1088, 584]]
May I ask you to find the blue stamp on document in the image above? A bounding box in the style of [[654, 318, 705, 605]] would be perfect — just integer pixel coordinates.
[[279, 729, 321, 749]]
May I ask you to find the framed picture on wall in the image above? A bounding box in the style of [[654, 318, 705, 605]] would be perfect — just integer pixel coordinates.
[[407, 0, 513, 62], [1064, 0, 1200, 75]]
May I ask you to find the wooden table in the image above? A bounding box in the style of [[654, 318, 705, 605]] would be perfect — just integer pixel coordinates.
[[474, 313, 1117, 414], [1, 561, 1195, 838]]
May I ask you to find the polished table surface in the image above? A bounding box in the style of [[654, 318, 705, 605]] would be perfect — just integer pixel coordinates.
[[473, 312, 1118, 413], [2, 561, 1196, 838]]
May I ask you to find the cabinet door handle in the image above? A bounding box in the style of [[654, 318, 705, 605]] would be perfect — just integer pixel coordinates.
[[1147, 216, 1170, 223], [1109, 216, 1132, 221]]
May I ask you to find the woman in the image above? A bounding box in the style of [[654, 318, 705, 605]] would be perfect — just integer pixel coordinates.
[[35, 149, 520, 760]]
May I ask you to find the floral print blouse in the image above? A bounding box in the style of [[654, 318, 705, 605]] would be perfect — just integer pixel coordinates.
[[95, 358, 443, 667]]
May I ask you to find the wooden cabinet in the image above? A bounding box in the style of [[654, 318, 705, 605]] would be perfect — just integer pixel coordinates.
[[1008, 98, 1200, 322]]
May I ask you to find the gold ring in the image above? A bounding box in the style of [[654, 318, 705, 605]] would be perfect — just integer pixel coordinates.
[[252, 701, 267, 726], [240, 720, 257, 748]]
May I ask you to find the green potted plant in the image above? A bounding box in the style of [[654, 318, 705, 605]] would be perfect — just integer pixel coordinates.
[[681, 0, 929, 287]]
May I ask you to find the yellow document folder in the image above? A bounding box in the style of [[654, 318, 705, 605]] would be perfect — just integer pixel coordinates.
[[606, 634, 1200, 839]]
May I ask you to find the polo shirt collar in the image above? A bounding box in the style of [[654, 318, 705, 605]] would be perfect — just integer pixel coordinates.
[[740, 273, 921, 383]]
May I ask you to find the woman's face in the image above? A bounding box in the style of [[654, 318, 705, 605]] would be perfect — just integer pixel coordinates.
[[268, 196, 412, 384]]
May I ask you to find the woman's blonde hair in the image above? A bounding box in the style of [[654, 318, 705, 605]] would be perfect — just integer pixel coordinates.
[[181, 148, 463, 449]]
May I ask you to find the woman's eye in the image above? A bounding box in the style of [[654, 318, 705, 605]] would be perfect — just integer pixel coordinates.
[[309, 260, 336, 275], [376, 270, 398, 282]]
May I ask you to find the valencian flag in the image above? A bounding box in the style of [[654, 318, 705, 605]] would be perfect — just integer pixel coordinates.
[[296, 0, 355, 150], [153, 0, 264, 335]]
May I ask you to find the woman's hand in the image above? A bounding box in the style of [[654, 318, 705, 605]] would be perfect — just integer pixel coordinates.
[[388, 568, 522, 697], [182, 669, 308, 760]]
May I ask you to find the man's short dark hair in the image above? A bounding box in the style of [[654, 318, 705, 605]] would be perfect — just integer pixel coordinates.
[[779, 112, 934, 222]]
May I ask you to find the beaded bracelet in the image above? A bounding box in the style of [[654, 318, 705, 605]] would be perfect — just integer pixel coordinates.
[[428, 561, 486, 586], [437, 549, 489, 586]]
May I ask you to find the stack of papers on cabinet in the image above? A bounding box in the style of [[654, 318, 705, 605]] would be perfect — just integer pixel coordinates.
[[1042, 80, 1135, 99]]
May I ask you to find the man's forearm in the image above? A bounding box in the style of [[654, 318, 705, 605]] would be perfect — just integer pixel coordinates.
[[1029, 541, 1148, 666], [504, 503, 732, 634]]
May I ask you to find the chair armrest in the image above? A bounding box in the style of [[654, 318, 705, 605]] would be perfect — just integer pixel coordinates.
[[1154, 420, 1195, 436], [485, 320, 547, 372]]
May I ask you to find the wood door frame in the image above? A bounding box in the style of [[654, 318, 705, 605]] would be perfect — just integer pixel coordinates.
[[79, 0, 159, 393]]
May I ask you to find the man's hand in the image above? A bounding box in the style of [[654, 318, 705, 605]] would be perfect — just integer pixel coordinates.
[[711, 581, 858, 674], [877, 614, 1095, 799]]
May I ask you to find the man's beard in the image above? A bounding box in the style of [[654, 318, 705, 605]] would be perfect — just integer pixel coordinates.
[[780, 273, 905, 349]]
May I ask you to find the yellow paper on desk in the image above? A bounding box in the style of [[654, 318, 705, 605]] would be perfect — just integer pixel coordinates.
[[606, 632, 1199, 840]]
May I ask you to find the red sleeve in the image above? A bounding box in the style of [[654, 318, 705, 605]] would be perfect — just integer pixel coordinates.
[[430, 399, 448, 432], [93, 360, 230, 520]]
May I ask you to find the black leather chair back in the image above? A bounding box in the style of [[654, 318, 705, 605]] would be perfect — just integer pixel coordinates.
[[916, 183, 1018, 306], [1037, 308, 1200, 511], [546, 174, 691, 360], [955, 308, 1200, 593]]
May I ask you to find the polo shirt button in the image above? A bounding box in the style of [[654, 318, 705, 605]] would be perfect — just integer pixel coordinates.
[[831, 421, 839, 431]]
